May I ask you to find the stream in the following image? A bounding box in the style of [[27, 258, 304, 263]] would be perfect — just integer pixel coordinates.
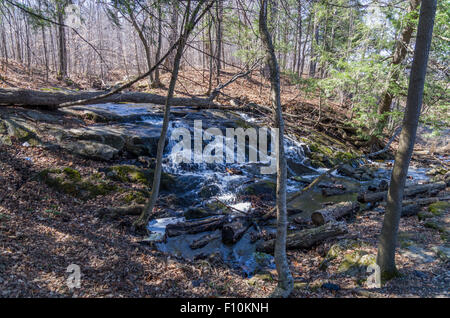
[[85, 103, 432, 276]]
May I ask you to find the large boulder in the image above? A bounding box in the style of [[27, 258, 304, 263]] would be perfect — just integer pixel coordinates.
[[38, 167, 117, 200], [60, 140, 119, 160], [240, 180, 276, 200]]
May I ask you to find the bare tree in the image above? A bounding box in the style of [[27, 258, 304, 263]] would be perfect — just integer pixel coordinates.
[[377, 0, 437, 282], [258, 0, 293, 298], [133, 0, 215, 229]]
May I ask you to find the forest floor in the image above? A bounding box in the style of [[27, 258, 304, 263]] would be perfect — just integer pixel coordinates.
[[0, 138, 448, 297], [0, 60, 448, 297]]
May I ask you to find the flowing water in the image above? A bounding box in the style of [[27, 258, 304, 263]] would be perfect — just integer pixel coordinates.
[[86, 103, 432, 276]]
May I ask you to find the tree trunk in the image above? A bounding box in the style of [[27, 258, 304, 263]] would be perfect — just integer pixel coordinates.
[[166, 215, 226, 237], [165, 0, 179, 71], [0, 88, 217, 108], [377, 0, 437, 282], [357, 181, 446, 203], [215, 0, 223, 84], [57, 1, 68, 79], [259, 0, 293, 298], [257, 221, 348, 253], [222, 219, 251, 245], [153, 3, 163, 87], [190, 232, 221, 249], [311, 201, 360, 226]]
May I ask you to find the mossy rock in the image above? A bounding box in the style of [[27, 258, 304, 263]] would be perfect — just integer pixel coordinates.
[[241, 180, 276, 199], [424, 219, 449, 234], [322, 239, 375, 277], [248, 272, 273, 285], [253, 252, 273, 267], [39, 167, 117, 200], [0, 135, 12, 145], [204, 200, 231, 213], [106, 165, 175, 190], [418, 211, 435, 221], [121, 190, 147, 204], [199, 184, 220, 199], [293, 282, 308, 289], [234, 118, 254, 129], [184, 208, 215, 220], [324, 239, 370, 261], [428, 201, 450, 216]]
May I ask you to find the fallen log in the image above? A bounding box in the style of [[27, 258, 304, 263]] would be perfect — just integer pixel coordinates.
[[311, 201, 360, 226], [256, 221, 347, 254], [380, 195, 450, 207], [321, 188, 356, 197], [222, 219, 251, 244], [190, 232, 221, 249], [97, 204, 145, 219], [0, 88, 218, 109], [166, 215, 226, 237], [357, 181, 446, 203]]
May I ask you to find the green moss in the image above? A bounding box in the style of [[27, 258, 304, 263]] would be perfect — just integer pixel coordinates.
[[428, 201, 450, 216], [338, 250, 368, 273], [122, 191, 147, 204], [335, 151, 357, 161], [0, 121, 6, 134], [380, 268, 402, 283], [242, 180, 276, 196], [294, 282, 308, 289], [205, 200, 231, 213], [235, 118, 254, 129], [184, 208, 213, 220], [248, 273, 273, 285], [62, 167, 81, 181], [107, 165, 174, 190], [39, 167, 117, 200], [418, 211, 435, 221], [424, 219, 447, 233]]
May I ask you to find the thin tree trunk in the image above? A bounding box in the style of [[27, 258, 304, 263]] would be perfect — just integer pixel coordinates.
[[258, 0, 293, 298], [215, 0, 223, 84], [153, 3, 163, 87], [377, 0, 437, 282], [57, 2, 68, 79]]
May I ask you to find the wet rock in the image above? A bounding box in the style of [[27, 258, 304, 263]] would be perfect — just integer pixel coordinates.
[[337, 164, 356, 178], [104, 165, 175, 190], [184, 208, 217, 220], [199, 184, 221, 199], [240, 180, 276, 199], [287, 159, 316, 176]]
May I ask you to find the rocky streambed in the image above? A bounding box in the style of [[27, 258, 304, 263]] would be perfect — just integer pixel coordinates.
[[1, 103, 448, 278]]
